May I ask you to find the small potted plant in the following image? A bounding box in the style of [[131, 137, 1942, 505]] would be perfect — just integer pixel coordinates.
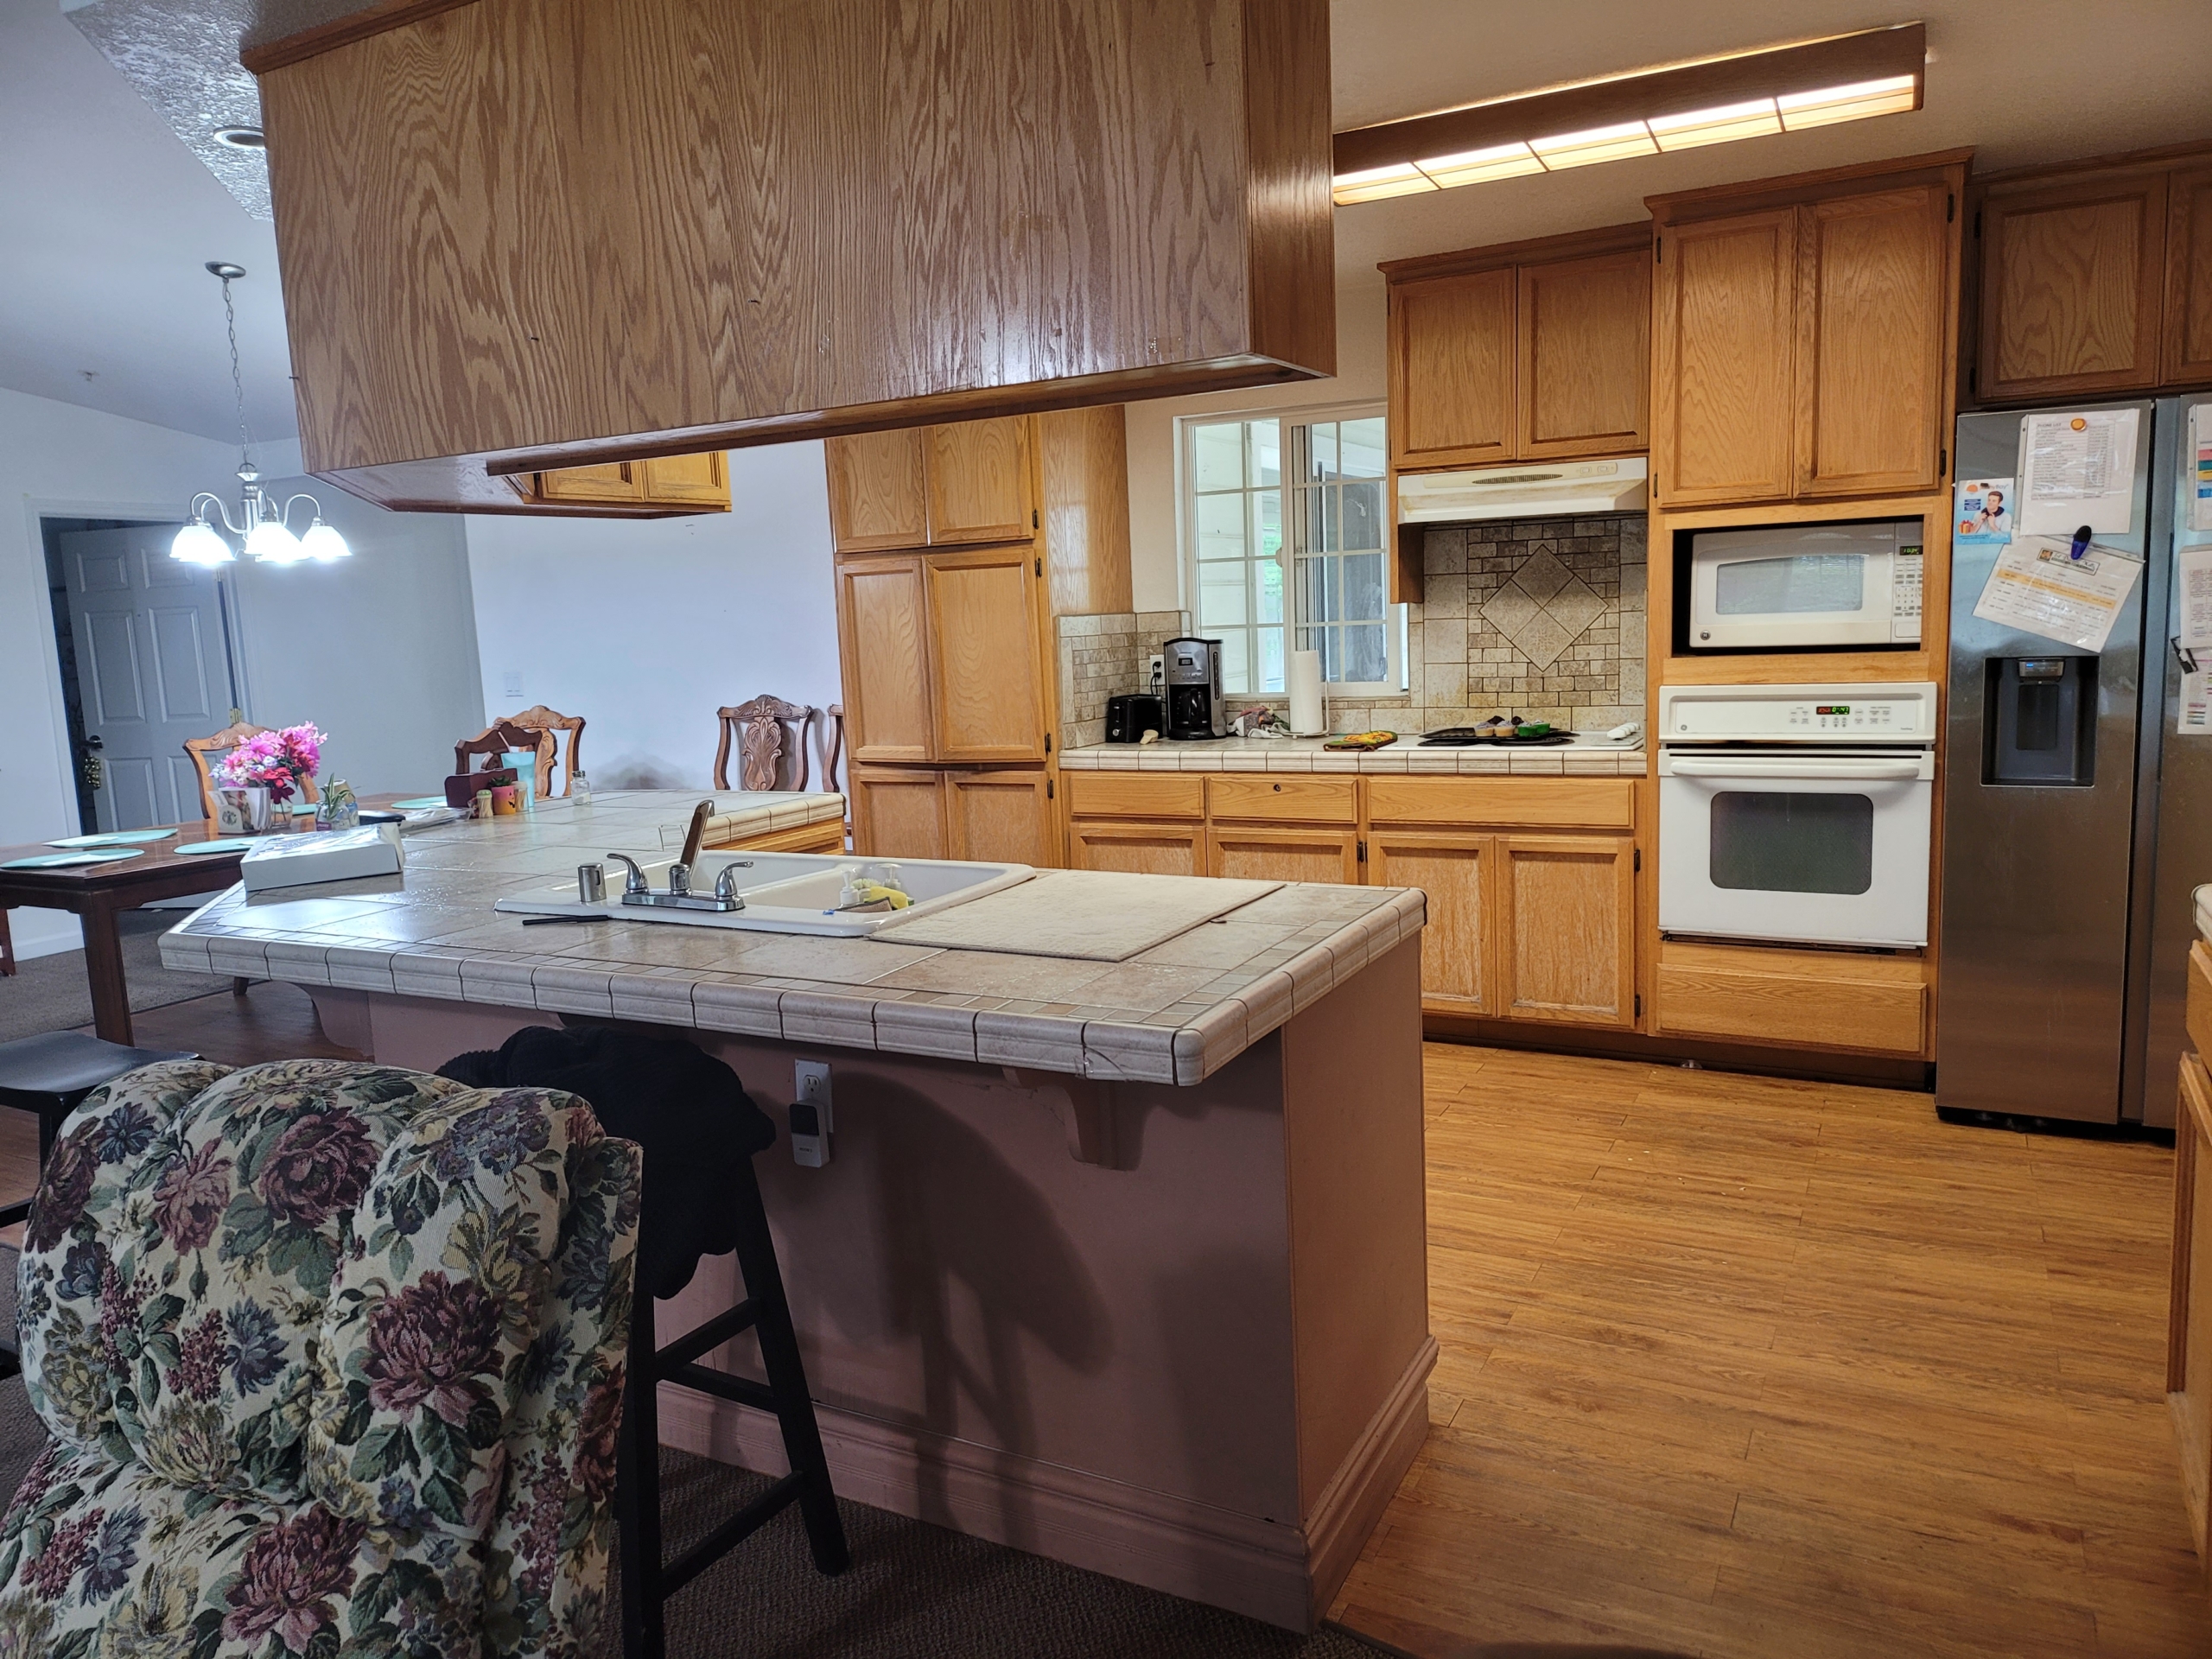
[[213, 723, 327, 834]]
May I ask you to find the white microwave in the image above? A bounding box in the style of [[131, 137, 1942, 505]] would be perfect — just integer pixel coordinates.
[[1687, 519, 1923, 650]]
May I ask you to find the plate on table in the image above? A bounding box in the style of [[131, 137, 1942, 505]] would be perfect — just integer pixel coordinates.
[[390, 797, 450, 811], [48, 829, 177, 848], [177, 839, 257, 856], [2, 849, 144, 870]]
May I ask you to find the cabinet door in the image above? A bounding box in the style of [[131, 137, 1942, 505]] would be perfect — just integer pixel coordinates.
[[534, 461, 638, 504], [946, 769, 1059, 867], [1207, 824, 1362, 886], [1068, 819, 1207, 877], [2165, 162, 2212, 389], [835, 555, 935, 764], [1369, 830, 1493, 1016], [1518, 248, 1649, 460], [849, 766, 947, 859], [1978, 170, 2168, 403], [633, 451, 728, 505], [1494, 834, 1635, 1027], [925, 416, 1033, 544], [1389, 268, 1516, 469], [826, 429, 928, 551], [1652, 208, 1799, 505], [924, 547, 1046, 762], [1797, 186, 1954, 498]]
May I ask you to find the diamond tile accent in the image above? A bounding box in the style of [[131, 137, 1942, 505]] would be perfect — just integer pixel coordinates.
[[1515, 546, 1572, 603], [1481, 547, 1610, 673]]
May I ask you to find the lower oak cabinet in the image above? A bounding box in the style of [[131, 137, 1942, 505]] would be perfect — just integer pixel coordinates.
[[1065, 770, 1642, 1031], [2170, 940, 2212, 1565], [850, 764, 1059, 867], [1650, 939, 1928, 1055]]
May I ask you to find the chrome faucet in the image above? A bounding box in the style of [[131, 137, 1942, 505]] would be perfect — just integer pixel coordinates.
[[604, 847, 744, 912]]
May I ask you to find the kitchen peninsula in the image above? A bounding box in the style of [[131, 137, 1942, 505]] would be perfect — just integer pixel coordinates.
[[156, 790, 1430, 1631]]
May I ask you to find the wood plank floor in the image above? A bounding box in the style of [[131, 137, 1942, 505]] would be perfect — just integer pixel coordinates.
[[1331, 1043, 2209, 1659]]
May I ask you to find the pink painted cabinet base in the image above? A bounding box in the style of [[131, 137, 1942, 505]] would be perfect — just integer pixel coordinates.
[[304, 942, 1430, 1629]]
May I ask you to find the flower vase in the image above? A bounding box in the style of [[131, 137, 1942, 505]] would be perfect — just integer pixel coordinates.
[[215, 786, 275, 836]]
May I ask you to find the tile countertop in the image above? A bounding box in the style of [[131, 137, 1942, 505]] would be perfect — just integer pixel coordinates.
[[1060, 734, 1647, 776], [160, 788, 1423, 1089]]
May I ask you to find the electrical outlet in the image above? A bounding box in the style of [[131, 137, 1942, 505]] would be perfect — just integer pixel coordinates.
[[791, 1060, 833, 1166], [501, 670, 524, 698], [1147, 653, 1164, 690]]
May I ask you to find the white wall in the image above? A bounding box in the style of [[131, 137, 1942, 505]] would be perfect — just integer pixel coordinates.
[[463, 442, 842, 792], [0, 385, 486, 961], [1123, 282, 1389, 612], [230, 474, 484, 797]]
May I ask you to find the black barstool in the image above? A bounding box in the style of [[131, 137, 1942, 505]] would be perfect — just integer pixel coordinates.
[[0, 1031, 197, 1230], [435, 1026, 849, 1659]]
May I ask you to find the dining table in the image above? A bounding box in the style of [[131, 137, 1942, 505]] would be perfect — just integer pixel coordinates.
[[0, 802, 393, 1046]]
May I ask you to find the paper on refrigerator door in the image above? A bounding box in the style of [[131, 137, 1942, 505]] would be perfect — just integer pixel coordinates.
[[2017, 409, 2139, 536], [2180, 669, 2212, 736], [2191, 404, 2212, 533], [2178, 544, 2212, 652], [1971, 534, 2143, 652]]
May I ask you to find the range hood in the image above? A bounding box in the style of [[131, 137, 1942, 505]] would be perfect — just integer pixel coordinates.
[[1396, 456, 1648, 524]]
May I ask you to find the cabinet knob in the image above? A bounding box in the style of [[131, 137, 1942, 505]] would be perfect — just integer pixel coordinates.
[[1272, 783, 1283, 791]]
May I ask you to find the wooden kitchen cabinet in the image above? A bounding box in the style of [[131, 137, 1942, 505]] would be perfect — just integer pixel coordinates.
[[1383, 223, 1651, 474], [1966, 142, 2212, 403], [848, 765, 949, 861], [1368, 830, 1493, 1016], [519, 451, 731, 513], [1209, 823, 1362, 887], [925, 546, 1047, 763], [1069, 819, 1207, 878], [827, 429, 929, 552], [1494, 835, 1637, 1028], [945, 769, 1058, 866], [1649, 152, 1967, 507], [835, 555, 935, 765]]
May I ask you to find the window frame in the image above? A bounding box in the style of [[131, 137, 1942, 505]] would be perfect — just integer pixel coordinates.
[[1178, 400, 1403, 699]]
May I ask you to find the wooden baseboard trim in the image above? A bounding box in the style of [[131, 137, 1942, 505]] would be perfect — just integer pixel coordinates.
[[1424, 1014, 1934, 1090], [656, 1384, 1318, 1630], [1300, 1334, 1436, 1622]]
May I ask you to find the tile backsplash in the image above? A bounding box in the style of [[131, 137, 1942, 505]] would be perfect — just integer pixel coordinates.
[[1058, 512, 1646, 747]]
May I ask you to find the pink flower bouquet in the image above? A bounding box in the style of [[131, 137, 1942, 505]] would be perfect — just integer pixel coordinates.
[[214, 723, 327, 805]]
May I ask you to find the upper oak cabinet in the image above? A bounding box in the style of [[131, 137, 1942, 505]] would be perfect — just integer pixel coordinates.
[[1649, 150, 1969, 509], [515, 452, 731, 515], [1967, 142, 2212, 404], [1382, 223, 1651, 474], [829, 418, 1036, 552]]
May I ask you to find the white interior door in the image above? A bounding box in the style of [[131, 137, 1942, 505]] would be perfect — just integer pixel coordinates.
[[60, 526, 235, 831]]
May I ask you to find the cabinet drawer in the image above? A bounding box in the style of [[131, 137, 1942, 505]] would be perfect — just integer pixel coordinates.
[[1654, 941, 1925, 1054], [1366, 776, 1634, 830], [1065, 772, 1205, 821], [1205, 774, 1359, 824]]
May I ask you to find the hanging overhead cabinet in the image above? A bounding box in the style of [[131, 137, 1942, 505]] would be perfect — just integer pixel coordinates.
[[246, 0, 1335, 512]]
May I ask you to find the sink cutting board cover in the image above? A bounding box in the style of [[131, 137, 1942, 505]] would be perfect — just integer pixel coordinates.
[[880, 869, 1282, 963]]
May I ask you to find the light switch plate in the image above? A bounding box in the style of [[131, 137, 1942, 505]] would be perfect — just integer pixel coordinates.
[[501, 671, 524, 698]]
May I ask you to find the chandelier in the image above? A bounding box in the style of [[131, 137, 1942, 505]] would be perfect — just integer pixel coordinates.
[[170, 263, 349, 567]]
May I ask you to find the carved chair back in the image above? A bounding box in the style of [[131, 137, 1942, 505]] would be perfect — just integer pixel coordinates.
[[502, 705, 586, 797], [454, 719, 556, 796]]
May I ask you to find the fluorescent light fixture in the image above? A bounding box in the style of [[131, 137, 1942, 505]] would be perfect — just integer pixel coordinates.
[[1528, 122, 1659, 171], [1414, 141, 1543, 188], [1777, 74, 1919, 130], [1332, 162, 1437, 205], [1647, 98, 1783, 152]]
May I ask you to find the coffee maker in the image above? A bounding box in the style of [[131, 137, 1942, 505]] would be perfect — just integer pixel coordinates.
[[1164, 637, 1228, 740]]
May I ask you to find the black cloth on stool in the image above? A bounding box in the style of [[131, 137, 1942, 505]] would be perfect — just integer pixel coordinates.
[[438, 1026, 775, 1299]]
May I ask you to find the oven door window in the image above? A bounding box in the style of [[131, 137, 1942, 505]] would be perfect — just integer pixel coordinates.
[[1708, 791, 1874, 894], [1713, 555, 1866, 616]]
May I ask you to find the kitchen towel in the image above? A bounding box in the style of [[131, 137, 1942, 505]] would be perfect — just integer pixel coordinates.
[[1289, 649, 1325, 736], [878, 869, 1282, 962]]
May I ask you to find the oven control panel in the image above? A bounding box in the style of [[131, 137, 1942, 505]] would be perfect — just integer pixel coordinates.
[[1658, 682, 1940, 743]]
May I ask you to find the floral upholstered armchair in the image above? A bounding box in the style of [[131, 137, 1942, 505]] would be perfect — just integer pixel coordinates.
[[0, 1058, 643, 1659]]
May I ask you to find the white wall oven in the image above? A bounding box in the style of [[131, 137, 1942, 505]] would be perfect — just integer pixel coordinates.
[[1687, 519, 1923, 650], [1658, 683, 1939, 950]]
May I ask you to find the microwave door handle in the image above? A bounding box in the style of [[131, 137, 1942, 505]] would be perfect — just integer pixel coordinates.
[[1667, 757, 1926, 780]]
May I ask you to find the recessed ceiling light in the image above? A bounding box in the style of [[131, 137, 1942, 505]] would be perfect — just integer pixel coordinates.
[[1330, 25, 1925, 206], [213, 126, 265, 149]]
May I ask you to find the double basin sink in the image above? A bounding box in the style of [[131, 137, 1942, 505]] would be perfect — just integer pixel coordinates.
[[494, 851, 1033, 938]]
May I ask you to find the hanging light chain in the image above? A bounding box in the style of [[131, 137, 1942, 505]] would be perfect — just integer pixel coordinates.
[[220, 272, 253, 477]]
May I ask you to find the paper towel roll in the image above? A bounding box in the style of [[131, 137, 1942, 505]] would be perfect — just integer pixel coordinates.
[[1288, 649, 1325, 736]]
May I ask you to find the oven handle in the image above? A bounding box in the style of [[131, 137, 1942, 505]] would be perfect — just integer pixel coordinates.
[[1666, 756, 1928, 780]]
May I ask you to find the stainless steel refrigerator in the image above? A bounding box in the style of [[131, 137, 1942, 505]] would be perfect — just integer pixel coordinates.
[[1939, 396, 2212, 1127]]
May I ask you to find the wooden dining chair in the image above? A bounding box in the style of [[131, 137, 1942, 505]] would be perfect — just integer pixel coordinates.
[[184, 721, 323, 823], [0, 912, 15, 979], [714, 696, 818, 791], [454, 719, 556, 794], [503, 705, 586, 797]]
